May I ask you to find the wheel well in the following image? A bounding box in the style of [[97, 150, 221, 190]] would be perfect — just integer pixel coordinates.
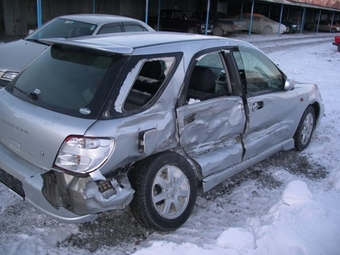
[[311, 102, 321, 125], [127, 150, 203, 187]]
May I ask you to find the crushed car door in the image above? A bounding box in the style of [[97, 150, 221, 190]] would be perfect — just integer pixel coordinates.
[[232, 46, 298, 160], [176, 50, 246, 179]]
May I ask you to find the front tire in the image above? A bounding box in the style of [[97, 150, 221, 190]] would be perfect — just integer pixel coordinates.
[[294, 106, 315, 151], [129, 152, 197, 231]]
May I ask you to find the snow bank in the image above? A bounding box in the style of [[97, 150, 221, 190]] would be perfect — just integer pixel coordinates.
[[245, 180, 340, 255], [216, 228, 255, 251], [281, 180, 312, 205], [133, 180, 340, 255]]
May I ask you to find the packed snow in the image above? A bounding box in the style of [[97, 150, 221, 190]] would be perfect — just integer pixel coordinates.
[[1, 33, 340, 255]]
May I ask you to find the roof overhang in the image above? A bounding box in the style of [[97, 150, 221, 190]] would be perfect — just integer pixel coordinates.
[[239, 0, 340, 12]]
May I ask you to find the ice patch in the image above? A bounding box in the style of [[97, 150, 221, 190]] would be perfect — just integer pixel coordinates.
[[328, 166, 340, 190]]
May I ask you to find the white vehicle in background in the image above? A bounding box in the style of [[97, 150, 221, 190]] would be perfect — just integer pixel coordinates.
[[0, 14, 154, 87], [195, 11, 246, 36], [233, 13, 287, 35]]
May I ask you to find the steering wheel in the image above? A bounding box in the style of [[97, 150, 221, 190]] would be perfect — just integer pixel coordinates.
[[215, 72, 227, 95], [215, 73, 226, 85]]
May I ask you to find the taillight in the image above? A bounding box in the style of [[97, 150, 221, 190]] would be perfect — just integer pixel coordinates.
[[54, 136, 115, 174]]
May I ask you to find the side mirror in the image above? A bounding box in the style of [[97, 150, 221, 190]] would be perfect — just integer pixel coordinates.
[[284, 79, 296, 91]]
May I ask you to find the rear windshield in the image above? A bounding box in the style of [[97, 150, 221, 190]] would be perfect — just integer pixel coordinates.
[[6, 45, 126, 119]]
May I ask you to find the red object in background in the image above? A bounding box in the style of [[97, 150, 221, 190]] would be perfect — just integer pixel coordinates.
[[333, 36, 340, 52], [334, 36, 340, 45]]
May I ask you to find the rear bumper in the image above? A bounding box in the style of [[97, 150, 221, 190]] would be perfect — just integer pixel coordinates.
[[0, 142, 98, 223], [0, 140, 135, 223]]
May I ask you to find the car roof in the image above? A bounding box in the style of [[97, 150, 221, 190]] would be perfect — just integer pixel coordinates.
[[56, 14, 147, 26], [162, 9, 193, 11], [42, 32, 247, 55], [242, 13, 265, 17]]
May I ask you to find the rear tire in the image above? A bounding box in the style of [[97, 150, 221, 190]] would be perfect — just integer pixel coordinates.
[[263, 26, 273, 35], [294, 106, 315, 151], [129, 152, 197, 231], [213, 27, 223, 36], [338, 44, 340, 52], [187, 27, 198, 34], [153, 23, 162, 31]]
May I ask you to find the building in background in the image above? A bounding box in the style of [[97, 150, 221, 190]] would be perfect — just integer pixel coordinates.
[[0, 0, 340, 39]]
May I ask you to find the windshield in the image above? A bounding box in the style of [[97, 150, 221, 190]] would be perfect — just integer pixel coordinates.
[[260, 15, 277, 24], [26, 18, 97, 40], [215, 12, 228, 19], [183, 11, 198, 20], [6, 45, 127, 119]]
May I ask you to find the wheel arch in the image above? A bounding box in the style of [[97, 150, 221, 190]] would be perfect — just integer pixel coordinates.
[[311, 101, 322, 126], [127, 149, 203, 186]]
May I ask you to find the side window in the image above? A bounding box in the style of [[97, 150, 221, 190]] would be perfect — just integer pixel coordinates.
[[232, 46, 284, 94], [97, 24, 122, 34], [124, 57, 176, 111], [174, 11, 184, 20], [124, 24, 147, 32], [69, 26, 93, 38], [187, 51, 231, 103], [163, 11, 171, 18]]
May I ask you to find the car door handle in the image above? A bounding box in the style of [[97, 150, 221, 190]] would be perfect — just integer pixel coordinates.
[[252, 101, 264, 111]]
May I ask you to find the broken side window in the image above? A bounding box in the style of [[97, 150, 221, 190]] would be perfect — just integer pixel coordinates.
[[124, 57, 176, 111]]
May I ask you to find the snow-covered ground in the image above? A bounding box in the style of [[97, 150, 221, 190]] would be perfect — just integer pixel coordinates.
[[1, 33, 340, 255]]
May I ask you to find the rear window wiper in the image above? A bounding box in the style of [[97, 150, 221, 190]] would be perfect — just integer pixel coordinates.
[[14, 86, 39, 100], [25, 38, 50, 46]]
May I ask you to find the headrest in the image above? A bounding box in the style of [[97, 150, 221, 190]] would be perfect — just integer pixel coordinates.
[[189, 66, 215, 92]]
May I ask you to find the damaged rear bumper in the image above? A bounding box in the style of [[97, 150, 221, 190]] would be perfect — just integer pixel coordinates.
[[0, 142, 134, 223], [41, 170, 134, 216]]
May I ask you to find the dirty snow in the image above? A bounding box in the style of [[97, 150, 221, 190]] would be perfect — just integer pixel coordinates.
[[1, 33, 340, 255]]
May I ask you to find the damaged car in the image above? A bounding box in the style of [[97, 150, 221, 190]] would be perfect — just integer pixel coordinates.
[[0, 32, 323, 231]]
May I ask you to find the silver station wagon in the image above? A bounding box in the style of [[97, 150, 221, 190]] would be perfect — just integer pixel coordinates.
[[0, 32, 323, 231]]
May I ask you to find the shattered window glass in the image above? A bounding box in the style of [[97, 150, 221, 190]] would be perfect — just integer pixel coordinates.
[[124, 57, 176, 111]]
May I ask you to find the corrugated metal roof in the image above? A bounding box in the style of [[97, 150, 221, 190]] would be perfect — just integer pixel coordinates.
[[258, 0, 340, 11]]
